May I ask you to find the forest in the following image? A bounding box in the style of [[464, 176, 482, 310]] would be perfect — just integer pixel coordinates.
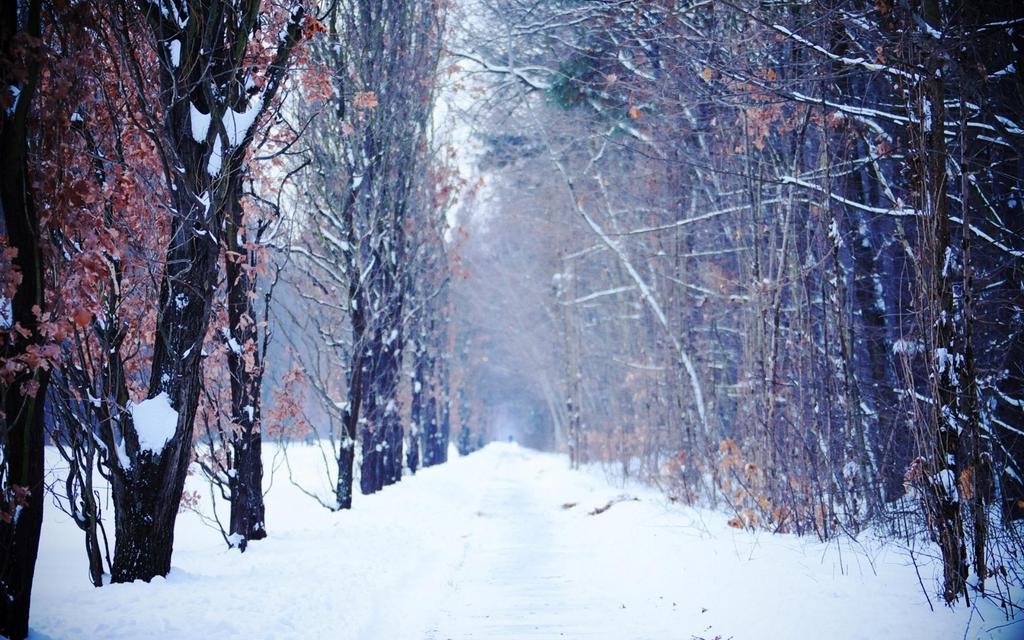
[[0, 0, 1022, 638]]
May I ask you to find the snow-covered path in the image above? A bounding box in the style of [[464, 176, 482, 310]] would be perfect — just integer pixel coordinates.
[[429, 447, 621, 638], [32, 443, 1017, 639]]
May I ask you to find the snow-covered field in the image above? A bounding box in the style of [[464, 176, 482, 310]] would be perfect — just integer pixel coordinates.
[[31, 442, 1020, 639]]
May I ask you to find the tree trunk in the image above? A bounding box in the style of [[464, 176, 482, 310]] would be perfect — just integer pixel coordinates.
[[109, 458, 180, 581], [0, 371, 46, 640], [407, 342, 425, 474], [359, 265, 404, 493], [223, 169, 266, 549], [110, 189, 221, 582], [0, 2, 47, 635], [422, 395, 440, 466], [359, 328, 402, 494], [920, 0, 968, 602], [336, 348, 363, 510], [437, 358, 451, 464], [358, 355, 382, 495]]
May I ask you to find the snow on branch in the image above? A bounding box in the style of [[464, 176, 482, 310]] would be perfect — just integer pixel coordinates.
[[449, 50, 552, 91]]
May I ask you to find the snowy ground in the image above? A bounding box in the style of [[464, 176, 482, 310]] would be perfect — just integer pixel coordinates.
[[31, 442, 1021, 639]]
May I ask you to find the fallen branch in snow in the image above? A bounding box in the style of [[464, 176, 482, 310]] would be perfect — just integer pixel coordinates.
[[588, 495, 639, 516]]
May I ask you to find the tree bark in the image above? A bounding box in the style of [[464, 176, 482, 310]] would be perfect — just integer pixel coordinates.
[[0, 2, 47, 635], [423, 395, 440, 466], [110, 200, 221, 582], [359, 323, 403, 493], [920, 0, 968, 603], [407, 340, 426, 474], [335, 347, 363, 509], [223, 167, 266, 549]]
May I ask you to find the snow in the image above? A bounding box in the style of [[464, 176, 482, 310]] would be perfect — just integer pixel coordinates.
[[5, 85, 20, 116], [935, 347, 956, 375], [922, 20, 943, 39], [223, 100, 262, 147], [0, 296, 11, 328], [113, 437, 130, 471], [152, 0, 187, 28], [991, 63, 1017, 79], [207, 135, 222, 176], [934, 469, 959, 501], [197, 191, 210, 217], [221, 328, 241, 354], [189, 103, 211, 143], [129, 392, 179, 455], [828, 218, 842, 246], [168, 39, 181, 68], [771, 23, 918, 81], [893, 338, 924, 355], [994, 114, 1023, 136], [32, 443, 1019, 639]]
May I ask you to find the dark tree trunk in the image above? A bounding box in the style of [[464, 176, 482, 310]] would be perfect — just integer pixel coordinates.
[[109, 456, 180, 581], [382, 294, 405, 487], [110, 233, 219, 582], [457, 425, 472, 456], [920, 2, 967, 601], [0, 370, 46, 638], [358, 352, 381, 495], [336, 442, 357, 510], [109, 173, 222, 582], [358, 252, 405, 493], [406, 423, 420, 474], [82, 513, 105, 588], [407, 345, 423, 474], [359, 327, 403, 494], [422, 396, 440, 466], [0, 2, 47, 636], [223, 167, 266, 549], [228, 435, 266, 549], [336, 345, 363, 509], [437, 358, 451, 464], [104, 0, 304, 579], [384, 406, 403, 485]]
